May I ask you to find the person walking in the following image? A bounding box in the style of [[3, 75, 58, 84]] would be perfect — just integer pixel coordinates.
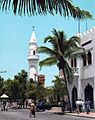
[[5, 101, 9, 111], [76, 99, 82, 114], [29, 100, 36, 118], [60, 98, 66, 114], [3, 101, 6, 111], [85, 98, 90, 114]]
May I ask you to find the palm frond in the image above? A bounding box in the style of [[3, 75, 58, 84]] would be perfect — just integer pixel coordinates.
[[63, 36, 81, 55], [39, 56, 57, 69], [0, 0, 92, 19], [64, 45, 85, 59], [69, 36, 81, 44], [68, 47, 85, 58], [44, 35, 59, 50], [38, 46, 58, 57], [54, 0, 92, 19]]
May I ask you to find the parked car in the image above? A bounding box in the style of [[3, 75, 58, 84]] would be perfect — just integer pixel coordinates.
[[36, 101, 52, 112]]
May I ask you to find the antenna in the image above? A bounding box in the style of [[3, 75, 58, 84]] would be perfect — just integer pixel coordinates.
[[86, 19, 88, 31], [78, 19, 80, 33], [32, 26, 35, 31]]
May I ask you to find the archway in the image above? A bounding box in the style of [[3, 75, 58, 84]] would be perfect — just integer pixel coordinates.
[[84, 83, 93, 108], [72, 86, 77, 109]]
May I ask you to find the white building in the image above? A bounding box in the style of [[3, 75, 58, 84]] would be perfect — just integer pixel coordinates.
[[27, 29, 39, 81], [68, 27, 95, 109]]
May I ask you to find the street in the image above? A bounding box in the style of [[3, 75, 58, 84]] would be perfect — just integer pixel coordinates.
[[0, 109, 94, 120]]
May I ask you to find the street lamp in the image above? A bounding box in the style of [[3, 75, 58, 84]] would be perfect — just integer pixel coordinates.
[[0, 71, 7, 73]]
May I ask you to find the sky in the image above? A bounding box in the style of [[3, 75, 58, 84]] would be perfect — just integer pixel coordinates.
[[0, 0, 95, 86]]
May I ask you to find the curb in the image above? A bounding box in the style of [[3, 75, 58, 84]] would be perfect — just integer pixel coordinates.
[[66, 113, 95, 119]]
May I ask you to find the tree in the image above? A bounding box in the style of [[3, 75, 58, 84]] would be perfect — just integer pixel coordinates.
[[3, 79, 13, 98], [26, 80, 37, 100], [52, 75, 66, 104], [14, 69, 28, 107], [45, 86, 54, 104], [0, 0, 92, 19], [38, 28, 84, 112], [0, 76, 4, 96]]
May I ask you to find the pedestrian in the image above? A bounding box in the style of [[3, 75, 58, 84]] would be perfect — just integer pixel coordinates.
[[29, 100, 36, 118], [3, 101, 6, 111], [75, 99, 82, 114], [5, 101, 9, 111], [60, 98, 66, 114], [85, 98, 90, 114], [81, 100, 85, 112], [25, 99, 28, 108]]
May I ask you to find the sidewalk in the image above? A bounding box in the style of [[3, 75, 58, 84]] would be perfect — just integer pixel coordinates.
[[47, 107, 95, 118], [67, 112, 95, 118]]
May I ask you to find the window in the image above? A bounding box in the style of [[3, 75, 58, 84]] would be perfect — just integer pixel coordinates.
[[74, 58, 77, 67], [71, 58, 77, 67], [82, 54, 86, 66], [88, 51, 92, 65], [33, 50, 35, 55], [71, 59, 73, 67]]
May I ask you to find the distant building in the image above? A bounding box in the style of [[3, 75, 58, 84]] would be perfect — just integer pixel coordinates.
[[38, 74, 45, 86], [27, 28, 39, 81]]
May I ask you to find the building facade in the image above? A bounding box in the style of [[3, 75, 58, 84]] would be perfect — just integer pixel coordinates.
[[27, 29, 39, 81], [69, 27, 95, 109]]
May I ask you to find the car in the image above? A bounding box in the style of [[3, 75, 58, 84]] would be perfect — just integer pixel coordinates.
[[36, 102, 52, 112]]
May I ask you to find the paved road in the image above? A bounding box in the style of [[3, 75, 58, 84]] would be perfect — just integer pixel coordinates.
[[0, 109, 94, 120]]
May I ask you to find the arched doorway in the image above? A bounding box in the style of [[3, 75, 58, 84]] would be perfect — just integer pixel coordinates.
[[84, 83, 93, 108], [72, 86, 77, 109]]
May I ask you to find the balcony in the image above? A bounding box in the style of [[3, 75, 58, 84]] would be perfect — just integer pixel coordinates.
[[27, 55, 39, 60], [72, 67, 79, 76]]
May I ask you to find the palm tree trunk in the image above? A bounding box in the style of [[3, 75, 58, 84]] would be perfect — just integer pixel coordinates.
[[61, 67, 72, 113], [60, 57, 72, 112]]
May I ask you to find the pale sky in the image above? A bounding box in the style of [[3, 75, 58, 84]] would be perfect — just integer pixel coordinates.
[[0, 0, 95, 86]]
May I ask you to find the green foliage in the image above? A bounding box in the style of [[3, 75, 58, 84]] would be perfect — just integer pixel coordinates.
[[38, 28, 84, 82], [0, 0, 92, 19], [14, 70, 28, 101], [52, 75, 66, 103], [0, 76, 4, 96]]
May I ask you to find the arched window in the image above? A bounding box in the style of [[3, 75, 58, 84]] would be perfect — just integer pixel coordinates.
[[74, 58, 77, 67], [88, 51, 92, 65], [33, 50, 35, 55], [71, 59, 73, 67], [82, 54, 86, 66], [71, 58, 77, 67]]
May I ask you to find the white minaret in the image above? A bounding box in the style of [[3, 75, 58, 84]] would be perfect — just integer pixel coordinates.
[[28, 27, 39, 81]]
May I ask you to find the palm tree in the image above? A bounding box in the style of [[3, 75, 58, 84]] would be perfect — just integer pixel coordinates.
[[0, 0, 92, 19], [38, 29, 84, 112]]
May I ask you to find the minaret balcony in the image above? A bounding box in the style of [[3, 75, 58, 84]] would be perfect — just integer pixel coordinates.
[[28, 55, 39, 60]]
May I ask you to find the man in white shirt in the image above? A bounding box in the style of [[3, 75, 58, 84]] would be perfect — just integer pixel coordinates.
[[76, 99, 82, 114]]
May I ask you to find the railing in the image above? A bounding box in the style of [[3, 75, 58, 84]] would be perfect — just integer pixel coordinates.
[[27, 55, 39, 60]]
